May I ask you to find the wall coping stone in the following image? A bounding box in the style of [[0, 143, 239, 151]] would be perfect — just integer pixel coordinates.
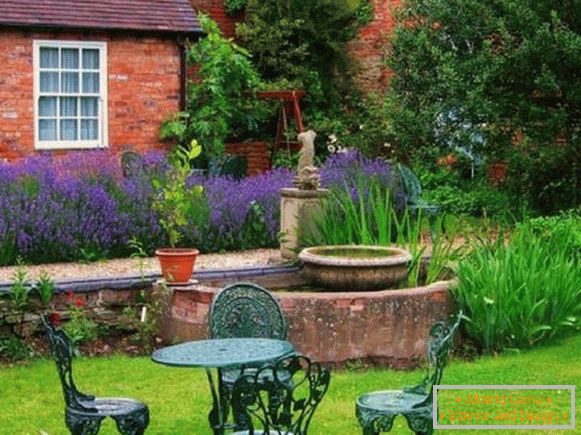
[[0, 264, 300, 295]]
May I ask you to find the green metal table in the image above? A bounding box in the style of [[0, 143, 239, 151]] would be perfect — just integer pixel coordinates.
[[152, 338, 295, 434]]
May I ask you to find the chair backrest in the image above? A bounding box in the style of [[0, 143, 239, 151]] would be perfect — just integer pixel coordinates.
[[120, 150, 144, 178], [209, 282, 287, 340], [396, 163, 422, 205], [410, 311, 462, 404], [232, 355, 331, 435], [40, 315, 96, 412]]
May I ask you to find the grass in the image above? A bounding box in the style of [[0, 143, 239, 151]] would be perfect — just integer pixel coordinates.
[[0, 334, 580, 434]]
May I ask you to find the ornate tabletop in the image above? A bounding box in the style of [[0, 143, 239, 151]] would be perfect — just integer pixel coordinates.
[[151, 338, 295, 369]]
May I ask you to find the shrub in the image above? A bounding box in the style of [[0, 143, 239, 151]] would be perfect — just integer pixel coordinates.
[[236, 0, 369, 109], [386, 0, 580, 213], [0, 150, 396, 265], [160, 15, 268, 158], [454, 218, 581, 353]]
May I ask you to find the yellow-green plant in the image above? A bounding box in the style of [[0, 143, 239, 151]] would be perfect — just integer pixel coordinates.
[[152, 140, 203, 248]]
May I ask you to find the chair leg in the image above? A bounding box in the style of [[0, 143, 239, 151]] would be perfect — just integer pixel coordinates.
[[66, 412, 104, 435], [404, 412, 433, 435], [113, 408, 150, 435]]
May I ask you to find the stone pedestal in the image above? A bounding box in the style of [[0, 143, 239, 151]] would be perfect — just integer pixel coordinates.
[[280, 187, 329, 259]]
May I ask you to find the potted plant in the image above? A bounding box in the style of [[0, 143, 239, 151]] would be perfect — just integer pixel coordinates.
[[153, 140, 203, 284]]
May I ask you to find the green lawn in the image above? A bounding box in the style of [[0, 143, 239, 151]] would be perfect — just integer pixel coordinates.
[[1, 334, 579, 434]]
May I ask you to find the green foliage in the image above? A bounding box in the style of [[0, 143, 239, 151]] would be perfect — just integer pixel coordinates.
[[63, 307, 98, 346], [151, 140, 204, 247], [8, 262, 31, 338], [123, 286, 169, 355], [160, 14, 268, 157], [9, 263, 30, 315], [225, 0, 247, 16], [36, 270, 55, 309], [308, 94, 396, 158], [236, 0, 367, 109], [454, 219, 581, 353], [386, 0, 580, 212], [0, 336, 33, 361], [301, 177, 462, 286]]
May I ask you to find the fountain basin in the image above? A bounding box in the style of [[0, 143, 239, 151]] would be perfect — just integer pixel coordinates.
[[298, 245, 412, 291]]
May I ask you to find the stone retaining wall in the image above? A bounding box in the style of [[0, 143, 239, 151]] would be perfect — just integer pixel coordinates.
[[0, 287, 144, 337], [162, 279, 454, 368]]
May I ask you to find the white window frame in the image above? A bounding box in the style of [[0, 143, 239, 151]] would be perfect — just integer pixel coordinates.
[[33, 40, 108, 150]]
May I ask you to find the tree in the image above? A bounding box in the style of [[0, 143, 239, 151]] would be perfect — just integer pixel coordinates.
[[386, 0, 580, 212], [236, 0, 369, 108]]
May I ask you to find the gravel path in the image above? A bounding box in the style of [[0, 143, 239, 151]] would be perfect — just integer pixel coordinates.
[[0, 249, 283, 282]]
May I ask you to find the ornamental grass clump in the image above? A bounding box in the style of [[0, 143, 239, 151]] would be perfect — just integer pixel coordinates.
[[454, 219, 581, 354]]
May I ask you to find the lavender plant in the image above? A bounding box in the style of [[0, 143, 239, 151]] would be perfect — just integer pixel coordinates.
[[0, 149, 396, 265]]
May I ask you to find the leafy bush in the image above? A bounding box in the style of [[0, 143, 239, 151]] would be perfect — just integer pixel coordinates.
[[386, 0, 580, 213], [236, 0, 368, 109], [160, 15, 269, 158], [454, 219, 581, 353]]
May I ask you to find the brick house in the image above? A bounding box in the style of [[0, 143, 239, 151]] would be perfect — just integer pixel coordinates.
[[0, 0, 202, 159]]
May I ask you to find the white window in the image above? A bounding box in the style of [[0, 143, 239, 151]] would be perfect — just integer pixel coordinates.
[[33, 41, 108, 149]]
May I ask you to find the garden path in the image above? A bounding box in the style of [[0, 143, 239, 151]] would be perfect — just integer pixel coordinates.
[[0, 249, 282, 282]]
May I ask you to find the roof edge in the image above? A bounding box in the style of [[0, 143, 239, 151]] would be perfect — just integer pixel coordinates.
[[0, 21, 203, 36]]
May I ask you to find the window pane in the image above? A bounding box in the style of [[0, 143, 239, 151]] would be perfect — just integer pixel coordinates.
[[38, 97, 57, 117], [61, 48, 79, 69], [40, 72, 59, 92], [60, 120, 77, 140], [39, 119, 57, 141], [81, 97, 99, 117], [81, 119, 98, 140], [82, 49, 100, 69], [40, 48, 58, 68], [82, 73, 100, 93], [60, 97, 77, 117], [61, 72, 79, 93]]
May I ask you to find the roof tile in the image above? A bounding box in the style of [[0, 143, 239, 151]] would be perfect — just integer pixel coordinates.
[[0, 0, 201, 34]]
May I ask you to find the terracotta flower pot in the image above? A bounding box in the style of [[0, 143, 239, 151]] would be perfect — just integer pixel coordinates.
[[155, 248, 199, 284]]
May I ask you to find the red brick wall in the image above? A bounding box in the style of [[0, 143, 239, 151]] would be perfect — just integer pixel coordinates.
[[0, 29, 181, 159], [225, 141, 271, 176], [348, 0, 402, 92], [163, 279, 454, 368], [189, 0, 239, 37]]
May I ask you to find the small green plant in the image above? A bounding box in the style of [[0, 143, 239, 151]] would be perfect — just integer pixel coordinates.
[[0, 336, 33, 361], [128, 237, 148, 281], [152, 140, 204, 248], [124, 284, 169, 355], [8, 261, 31, 338], [454, 220, 581, 353], [36, 270, 55, 310], [63, 292, 98, 346]]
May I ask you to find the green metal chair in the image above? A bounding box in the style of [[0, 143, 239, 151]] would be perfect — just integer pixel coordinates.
[[209, 282, 290, 389], [40, 315, 149, 435], [355, 312, 462, 435], [231, 355, 331, 435], [396, 163, 442, 238]]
